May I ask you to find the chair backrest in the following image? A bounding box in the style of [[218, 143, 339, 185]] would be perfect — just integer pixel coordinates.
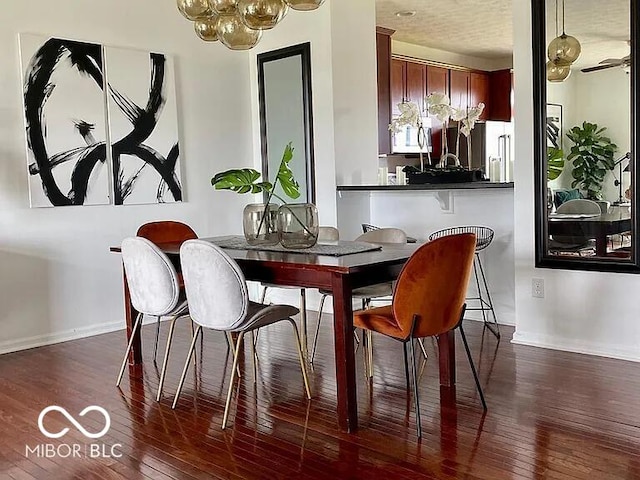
[[318, 226, 340, 242], [137, 221, 197, 244], [392, 233, 476, 339], [556, 199, 602, 215], [356, 228, 407, 244], [121, 237, 181, 316], [180, 240, 249, 331], [429, 226, 494, 252]]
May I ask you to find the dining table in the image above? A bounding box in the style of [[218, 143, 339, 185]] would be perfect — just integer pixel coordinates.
[[548, 209, 632, 256], [111, 236, 460, 433]]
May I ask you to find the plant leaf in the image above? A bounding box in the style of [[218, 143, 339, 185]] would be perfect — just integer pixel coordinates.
[[211, 168, 272, 195], [276, 142, 301, 200]]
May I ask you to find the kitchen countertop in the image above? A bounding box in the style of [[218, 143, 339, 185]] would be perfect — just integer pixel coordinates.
[[337, 182, 514, 192]]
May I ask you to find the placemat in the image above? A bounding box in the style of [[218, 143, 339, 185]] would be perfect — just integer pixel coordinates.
[[208, 236, 382, 257]]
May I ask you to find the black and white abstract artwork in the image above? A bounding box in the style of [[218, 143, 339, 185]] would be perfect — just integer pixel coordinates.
[[546, 103, 563, 150], [20, 34, 182, 207]]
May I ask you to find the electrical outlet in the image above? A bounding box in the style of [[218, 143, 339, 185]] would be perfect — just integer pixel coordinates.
[[532, 278, 544, 298]]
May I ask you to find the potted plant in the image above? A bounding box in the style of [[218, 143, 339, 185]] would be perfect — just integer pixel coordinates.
[[211, 143, 319, 248], [567, 121, 618, 200]]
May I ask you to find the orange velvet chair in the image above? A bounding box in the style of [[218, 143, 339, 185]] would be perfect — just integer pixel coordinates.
[[353, 233, 486, 437]]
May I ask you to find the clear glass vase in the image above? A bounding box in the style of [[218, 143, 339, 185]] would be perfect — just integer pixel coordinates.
[[277, 203, 319, 249], [243, 203, 279, 246]]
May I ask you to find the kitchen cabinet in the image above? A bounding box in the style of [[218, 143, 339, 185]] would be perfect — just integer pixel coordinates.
[[376, 27, 394, 154], [391, 59, 426, 114], [470, 72, 490, 120], [390, 59, 406, 116], [489, 69, 513, 121], [426, 65, 449, 159], [449, 69, 470, 112]]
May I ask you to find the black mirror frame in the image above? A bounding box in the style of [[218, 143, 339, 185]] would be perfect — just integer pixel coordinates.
[[532, 0, 640, 273], [257, 42, 316, 204]]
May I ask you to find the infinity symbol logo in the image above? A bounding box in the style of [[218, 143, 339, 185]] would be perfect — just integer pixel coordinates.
[[38, 406, 111, 439]]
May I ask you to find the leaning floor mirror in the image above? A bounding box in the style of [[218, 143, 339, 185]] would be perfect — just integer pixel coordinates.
[[533, 0, 640, 272], [258, 42, 316, 204]]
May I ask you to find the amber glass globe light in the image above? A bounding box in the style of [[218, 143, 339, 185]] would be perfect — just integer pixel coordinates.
[[547, 59, 571, 82], [177, 0, 213, 20], [211, 0, 239, 14], [216, 13, 262, 50], [284, 0, 325, 11], [238, 0, 288, 30], [194, 16, 219, 41], [548, 33, 582, 66]]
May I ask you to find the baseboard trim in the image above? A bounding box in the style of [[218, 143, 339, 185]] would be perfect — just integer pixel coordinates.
[[511, 331, 640, 363], [0, 320, 126, 355]]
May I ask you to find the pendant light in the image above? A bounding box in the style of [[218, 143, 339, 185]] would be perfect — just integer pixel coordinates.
[[194, 16, 219, 41], [284, 0, 325, 11], [177, 0, 213, 20], [547, 59, 571, 82], [211, 0, 239, 14], [547, 0, 581, 67], [238, 0, 288, 30], [216, 12, 263, 50]]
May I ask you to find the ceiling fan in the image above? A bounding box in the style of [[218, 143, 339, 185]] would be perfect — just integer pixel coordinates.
[[581, 41, 631, 73]]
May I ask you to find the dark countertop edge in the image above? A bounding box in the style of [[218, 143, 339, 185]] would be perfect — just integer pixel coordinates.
[[337, 182, 514, 192]]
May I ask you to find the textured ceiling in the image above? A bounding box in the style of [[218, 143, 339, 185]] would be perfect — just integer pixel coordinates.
[[376, 0, 630, 70]]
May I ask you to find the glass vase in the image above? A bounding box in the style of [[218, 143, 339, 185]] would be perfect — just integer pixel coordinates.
[[243, 203, 279, 246], [277, 203, 319, 249]]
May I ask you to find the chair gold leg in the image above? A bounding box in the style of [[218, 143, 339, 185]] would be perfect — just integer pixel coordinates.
[[116, 312, 143, 387], [408, 337, 422, 438], [366, 330, 374, 378], [418, 338, 428, 360], [250, 330, 258, 384], [171, 326, 202, 410], [288, 319, 312, 400], [226, 331, 241, 378], [153, 316, 161, 364], [156, 315, 182, 402], [222, 332, 245, 429], [190, 319, 198, 367], [300, 289, 308, 358], [310, 293, 327, 364]]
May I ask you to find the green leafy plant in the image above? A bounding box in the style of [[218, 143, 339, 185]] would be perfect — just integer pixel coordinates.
[[567, 121, 617, 200], [547, 147, 565, 181], [211, 142, 300, 203]]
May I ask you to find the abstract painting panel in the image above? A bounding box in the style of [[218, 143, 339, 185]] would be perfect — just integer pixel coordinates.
[[20, 34, 111, 207], [104, 47, 182, 205], [20, 35, 183, 207]]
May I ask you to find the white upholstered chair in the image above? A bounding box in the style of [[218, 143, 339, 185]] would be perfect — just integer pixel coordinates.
[[116, 237, 190, 401], [173, 240, 312, 429]]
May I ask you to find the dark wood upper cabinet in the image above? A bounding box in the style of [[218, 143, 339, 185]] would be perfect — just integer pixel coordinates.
[[405, 62, 426, 111], [376, 27, 394, 155], [470, 72, 490, 120], [426, 65, 449, 159], [449, 69, 470, 112], [390, 59, 406, 116], [488, 69, 513, 121]]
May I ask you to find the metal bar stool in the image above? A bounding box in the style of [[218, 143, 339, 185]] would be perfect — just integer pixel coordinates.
[[429, 226, 500, 339]]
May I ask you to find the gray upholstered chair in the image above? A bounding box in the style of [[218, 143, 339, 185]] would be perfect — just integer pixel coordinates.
[[259, 225, 340, 354], [310, 228, 415, 368], [550, 199, 601, 256], [173, 240, 312, 429], [116, 237, 190, 401]]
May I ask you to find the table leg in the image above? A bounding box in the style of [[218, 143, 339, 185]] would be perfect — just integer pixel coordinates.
[[331, 273, 357, 432], [437, 330, 456, 387], [123, 266, 142, 365]]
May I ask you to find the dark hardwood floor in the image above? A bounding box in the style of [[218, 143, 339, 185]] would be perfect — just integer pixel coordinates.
[[1, 314, 639, 480]]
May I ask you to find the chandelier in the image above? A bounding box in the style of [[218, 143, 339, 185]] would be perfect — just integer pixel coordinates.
[[177, 0, 325, 50], [546, 0, 581, 82]]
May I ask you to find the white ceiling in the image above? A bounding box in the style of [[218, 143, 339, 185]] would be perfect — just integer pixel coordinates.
[[375, 0, 630, 70]]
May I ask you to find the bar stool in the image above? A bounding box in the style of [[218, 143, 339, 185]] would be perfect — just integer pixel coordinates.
[[429, 226, 500, 339]]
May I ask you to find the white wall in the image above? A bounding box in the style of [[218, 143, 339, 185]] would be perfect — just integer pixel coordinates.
[[331, 0, 379, 186], [392, 40, 513, 72], [512, 0, 640, 362], [0, 0, 255, 353]]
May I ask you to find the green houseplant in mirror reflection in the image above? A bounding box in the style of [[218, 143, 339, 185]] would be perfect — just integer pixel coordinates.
[[211, 142, 319, 248], [567, 122, 617, 200], [547, 147, 565, 181]]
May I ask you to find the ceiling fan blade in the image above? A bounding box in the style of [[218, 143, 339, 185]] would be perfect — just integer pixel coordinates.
[[581, 63, 621, 73], [599, 58, 623, 64]]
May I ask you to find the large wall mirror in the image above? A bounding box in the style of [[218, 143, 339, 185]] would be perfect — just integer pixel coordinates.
[[533, 0, 640, 272], [258, 43, 315, 204]]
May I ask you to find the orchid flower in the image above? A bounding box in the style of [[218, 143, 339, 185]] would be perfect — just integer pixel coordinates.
[[389, 101, 421, 133], [426, 92, 453, 123], [460, 102, 485, 137]]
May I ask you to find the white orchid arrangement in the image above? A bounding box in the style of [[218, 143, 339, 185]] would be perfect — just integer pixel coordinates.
[[389, 101, 430, 171]]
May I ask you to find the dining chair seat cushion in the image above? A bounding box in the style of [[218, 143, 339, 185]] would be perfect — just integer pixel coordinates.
[[353, 305, 404, 340], [319, 283, 393, 299], [233, 302, 300, 332]]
